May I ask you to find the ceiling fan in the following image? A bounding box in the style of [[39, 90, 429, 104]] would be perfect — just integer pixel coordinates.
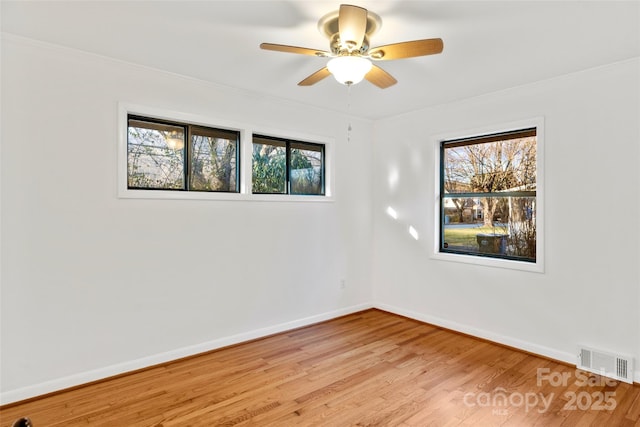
[[260, 4, 443, 89]]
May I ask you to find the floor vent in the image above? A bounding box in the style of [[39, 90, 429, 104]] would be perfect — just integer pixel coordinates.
[[577, 346, 634, 384]]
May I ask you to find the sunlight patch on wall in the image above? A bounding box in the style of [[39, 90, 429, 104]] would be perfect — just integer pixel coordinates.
[[386, 206, 398, 220], [408, 226, 419, 240], [388, 167, 399, 191]]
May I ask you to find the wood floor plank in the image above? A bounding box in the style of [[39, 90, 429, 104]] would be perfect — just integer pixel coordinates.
[[2, 309, 639, 426]]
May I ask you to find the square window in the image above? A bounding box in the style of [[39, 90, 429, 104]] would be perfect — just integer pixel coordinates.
[[127, 119, 186, 190], [440, 128, 537, 263], [190, 126, 239, 192], [252, 137, 286, 194], [290, 142, 324, 195]]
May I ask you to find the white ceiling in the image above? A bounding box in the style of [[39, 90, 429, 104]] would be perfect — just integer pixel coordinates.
[[2, 0, 639, 120]]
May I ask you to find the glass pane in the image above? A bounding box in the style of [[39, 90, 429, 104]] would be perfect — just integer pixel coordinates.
[[190, 129, 238, 192], [442, 196, 536, 262], [290, 144, 323, 195], [443, 136, 536, 195], [252, 140, 286, 194], [127, 120, 185, 189]]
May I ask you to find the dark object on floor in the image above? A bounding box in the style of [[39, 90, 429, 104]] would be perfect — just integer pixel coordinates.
[[12, 418, 33, 427]]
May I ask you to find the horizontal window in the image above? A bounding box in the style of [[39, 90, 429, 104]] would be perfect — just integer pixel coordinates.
[[119, 105, 333, 202], [127, 115, 239, 193], [252, 135, 325, 196]]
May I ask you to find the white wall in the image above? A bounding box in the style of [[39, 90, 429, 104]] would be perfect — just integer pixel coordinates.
[[0, 36, 374, 402], [372, 58, 640, 376], [2, 33, 639, 405]]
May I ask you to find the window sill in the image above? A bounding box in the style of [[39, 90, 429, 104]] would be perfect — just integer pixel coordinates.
[[118, 188, 334, 203], [430, 251, 544, 273]]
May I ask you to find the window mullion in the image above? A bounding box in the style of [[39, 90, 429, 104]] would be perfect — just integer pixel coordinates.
[[286, 141, 291, 194], [183, 125, 190, 191]]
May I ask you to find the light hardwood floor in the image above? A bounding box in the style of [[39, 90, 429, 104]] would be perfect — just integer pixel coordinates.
[[2, 309, 639, 426]]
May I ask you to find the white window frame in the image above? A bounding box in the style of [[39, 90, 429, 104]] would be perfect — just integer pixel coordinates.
[[117, 103, 334, 202], [431, 117, 545, 273]]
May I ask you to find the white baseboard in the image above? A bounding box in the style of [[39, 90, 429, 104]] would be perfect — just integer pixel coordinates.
[[375, 303, 640, 384], [0, 303, 373, 405], [4, 302, 635, 405], [373, 302, 577, 367]]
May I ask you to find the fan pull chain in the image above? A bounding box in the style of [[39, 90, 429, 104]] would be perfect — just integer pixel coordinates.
[[347, 84, 352, 142]]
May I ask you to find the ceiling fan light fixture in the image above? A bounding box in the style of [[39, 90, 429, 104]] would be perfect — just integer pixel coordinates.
[[327, 56, 372, 85]]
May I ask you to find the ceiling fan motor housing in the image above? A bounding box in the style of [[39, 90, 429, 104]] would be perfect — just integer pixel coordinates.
[[330, 33, 370, 55]]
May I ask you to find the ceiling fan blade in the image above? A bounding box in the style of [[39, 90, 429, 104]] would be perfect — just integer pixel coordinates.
[[298, 67, 332, 86], [369, 38, 444, 60], [365, 65, 397, 89], [338, 4, 368, 50], [260, 43, 330, 57]]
